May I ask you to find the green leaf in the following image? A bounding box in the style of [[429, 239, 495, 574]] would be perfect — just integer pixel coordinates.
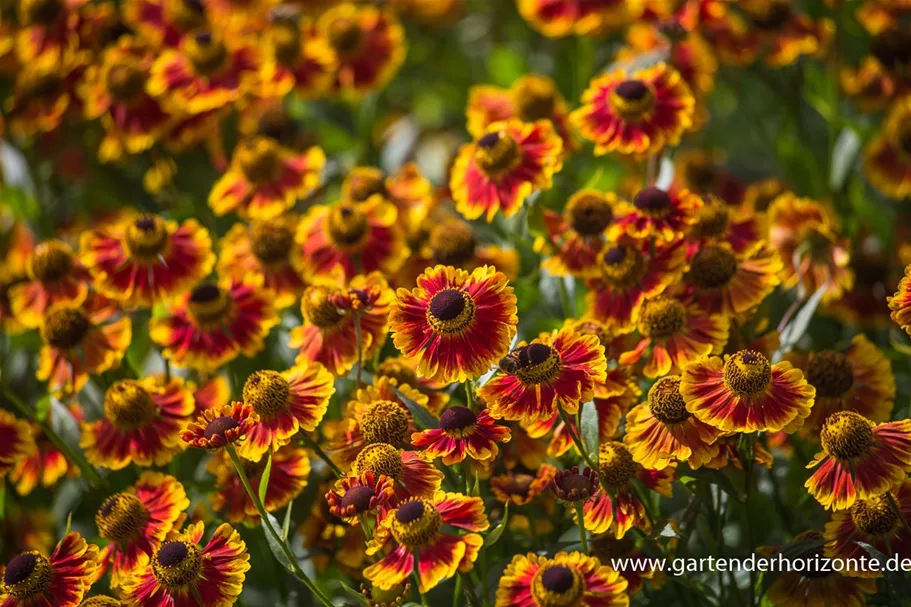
[[49, 398, 81, 450], [258, 449, 273, 505], [775, 282, 829, 359], [35, 395, 51, 424], [282, 498, 294, 541], [339, 581, 370, 606], [484, 503, 508, 547], [829, 128, 861, 192], [263, 513, 294, 572], [579, 401, 599, 471], [487, 46, 525, 88], [681, 468, 745, 502], [0, 186, 40, 222], [394, 387, 438, 430]]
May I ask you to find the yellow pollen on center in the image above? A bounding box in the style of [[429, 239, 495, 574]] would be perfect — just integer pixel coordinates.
[[820, 411, 875, 461], [530, 563, 585, 607], [511, 343, 562, 385], [96, 492, 150, 541], [806, 351, 855, 398], [187, 283, 232, 328], [104, 380, 159, 431], [106, 63, 147, 104], [361, 400, 410, 446], [429, 220, 476, 267], [152, 541, 203, 589], [185, 31, 228, 76], [599, 442, 637, 490], [390, 499, 442, 550], [426, 289, 476, 335], [688, 245, 738, 290], [236, 137, 283, 185], [722, 350, 772, 398], [243, 370, 291, 418], [353, 443, 403, 479], [648, 375, 690, 424], [326, 203, 369, 249], [637, 296, 686, 340], [302, 285, 345, 327], [567, 192, 613, 236], [691, 197, 730, 240], [125, 215, 169, 259], [250, 217, 295, 265], [598, 245, 646, 289], [514, 75, 558, 122], [3, 551, 52, 601], [29, 240, 74, 283], [474, 131, 522, 178], [850, 494, 899, 536], [41, 305, 91, 350]]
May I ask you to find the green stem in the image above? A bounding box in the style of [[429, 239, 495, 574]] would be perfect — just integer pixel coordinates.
[[225, 443, 335, 607], [886, 492, 911, 537], [573, 502, 589, 553], [557, 407, 597, 471], [2, 389, 103, 488], [464, 380, 475, 409], [354, 311, 364, 391], [461, 573, 481, 607], [556, 276, 574, 319], [411, 556, 430, 607], [300, 434, 342, 478]]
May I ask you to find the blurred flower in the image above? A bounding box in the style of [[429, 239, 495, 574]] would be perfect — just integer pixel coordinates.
[[540, 190, 618, 278], [8, 423, 69, 495], [352, 443, 444, 500], [0, 411, 36, 479], [682, 241, 781, 316], [491, 464, 557, 506], [9, 239, 90, 329], [865, 97, 911, 199], [516, 0, 643, 37], [261, 13, 336, 99]]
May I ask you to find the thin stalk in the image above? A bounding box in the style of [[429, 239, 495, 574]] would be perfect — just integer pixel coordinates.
[[573, 503, 589, 553], [464, 380, 475, 409], [886, 492, 911, 537], [557, 407, 597, 471], [225, 443, 335, 607], [461, 574, 481, 607], [354, 311, 364, 391], [300, 434, 342, 478]]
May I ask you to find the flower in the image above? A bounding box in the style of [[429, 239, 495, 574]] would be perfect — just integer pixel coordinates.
[[8, 239, 90, 329], [209, 136, 325, 220], [4, 60, 77, 138], [353, 443, 444, 501], [81, 377, 195, 470], [343, 164, 434, 236], [768, 193, 853, 304], [540, 190, 618, 278], [824, 479, 911, 577], [149, 278, 279, 372], [318, 3, 406, 96], [571, 62, 695, 156], [797, 335, 896, 435], [450, 119, 563, 222], [681, 350, 815, 434], [683, 241, 782, 316], [490, 465, 557, 506], [121, 0, 206, 48], [624, 375, 722, 470], [889, 261, 911, 336], [37, 294, 132, 394], [0, 411, 37, 479], [495, 552, 628, 607], [412, 406, 511, 465], [80, 212, 215, 309], [618, 295, 729, 378], [516, 0, 643, 37], [296, 197, 409, 283], [326, 471, 397, 524], [0, 532, 99, 607], [739, 0, 833, 67], [120, 522, 250, 607], [262, 13, 337, 99], [96, 472, 189, 587], [611, 187, 701, 243], [481, 327, 607, 423], [8, 424, 68, 496], [551, 466, 600, 503], [806, 412, 911, 510], [466, 74, 576, 152], [209, 444, 311, 524], [390, 265, 518, 384], [584, 239, 688, 334], [181, 401, 259, 451], [363, 492, 488, 592], [236, 363, 335, 462], [374, 356, 451, 415], [289, 272, 393, 376]]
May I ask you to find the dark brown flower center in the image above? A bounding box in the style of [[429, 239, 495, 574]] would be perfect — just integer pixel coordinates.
[[188, 283, 232, 327], [396, 500, 424, 523], [599, 442, 637, 489], [243, 370, 290, 418], [346, 171, 387, 202], [532, 563, 584, 606], [104, 380, 159, 431], [648, 375, 690, 424], [633, 187, 672, 216], [514, 76, 557, 122], [637, 296, 686, 339], [722, 350, 772, 398], [474, 131, 521, 177], [871, 28, 911, 69], [511, 343, 562, 385], [430, 221, 476, 267], [542, 565, 574, 592], [806, 351, 855, 398], [327, 17, 363, 55], [820, 411, 875, 461], [850, 495, 899, 536], [327, 203, 369, 248], [439, 406, 477, 432], [29, 240, 73, 283], [391, 499, 441, 549], [271, 21, 301, 66], [691, 198, 730, 239], [688, 245, 738, 290], [250, 218, 294, 265], [615, 80, 650, 102], [341, 485, 374, 513], [204, 415, 239, 440], [106, 64, 146, 104], [41, 306, 91, 350], [153, 540, 203, 589], [237, 137, 283, 184], [186, 31, 229, 76], [4, 554, 37, 586], [426, 289, 476, 334], [21, 0, 61, 25], [749, 0, 791, 29], [567, 192, 613, 236], [599, 245, 646, 289], [611, 79, 654, 118], [158, 541, 188, 566]]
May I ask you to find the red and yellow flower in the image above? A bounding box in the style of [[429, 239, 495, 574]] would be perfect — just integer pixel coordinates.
[[412, 406, 511, 465], [680, 350, 815, 434], [889, 261, 911, 336], [611, 186, 701, 243], [150, 278, 278, 372], [96, 472, 189, 588], [738, 0, 833, 67], [326, 470, 397, 524], [209, 136, 325, 220], [363, 492, 488, 592], [390, 265, 518, 384], [120, 521, 250, 607], [37, 294, 131, 394], [342, 164, 435, 237], [683, 241, 781, 317], [841, 57, 901, 113], [0, 531, 99, 607], [236, 363, 334, 462], [0, 411, 36, 480], [352, 443, 444, 501], [865, 97, 911, 199], [81, 376, 195, 470], [296, 197, 408, 284], [684, 192, 760, 255], [289, 272, 393, 376], [181, 401, 259, 451], [450, 119, 563, 222], [122, 0, 206, 48], [495, 551, 628, 607], [318, 3, 406, 96], [540, 190, 618, 278], [217, 215, 307, 309], [4, 58, 78, 138], [80, 212, 214, 309], [516, 0, 643, 37], [8, 424, 68, 495], [261, 14, 337, 99], [9, 239, 90, 329], [806, 412, 911, 511], [375, 356, 451, 416], [624, 375, 722, 470], [571, 62, 695, 157], [490, 465, 557, 507], [480, 327, 607, 423]]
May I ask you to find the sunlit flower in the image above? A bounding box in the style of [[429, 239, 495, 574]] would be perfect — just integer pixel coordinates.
[[363, 492, 488, 592], [571, 62, 695, 157], [4, 58, 77, 137], [9, 239, 90, 329], [0, 218, 35, 335], [390, 265, 518, 384], [342, 164, 435, 237], [450, 119, 563, 222], [81, 376, 194, 470], [80, 212, 214, 309], [289, 272, 393, 376], [150, 278, 278, 372], [841, 57, 900, 112], [14, 0, 85, 65], [611, 186, 701, 243], [681, 350, 814, 433], [584, 239, 688, 334], [738, 0, 833, 67], [806, 411, 911, 511], [352, 443, 444, 501], [516, 0, 643, 37], [0, 411, 36, 480], [8, 424, 68, 495], [495, 551, 628, 607], [624, 375, 722, 470], [318, 3, 406, 96], [37, 294, 131, 394], [120, 521, 250, 607], [865, 97, 911, 199], [236, 363, 334, 462], [480, 327, 607, 423], [181, 401, 259, 451], [888, 261, 911, 337], [296, 197, 408, 283], [621, 23, 719, 101], [326, 470, 397, 524], [684, 192, 760, 255], [466, 74, 577, 152], [261, 13, 337, 99], [209, 444, 310, 524], [412, 406, 511, 465], [540, 190, 619, 278], [122, 0, 205, 47], [0, 531, 98, 607], [619, 294, 729, 378], [768, 192, 853, 304], [683, 241, 782, 316], [375, 356, 451, 416], [209, 136, 325, 220], [95, 472, 189, 588]]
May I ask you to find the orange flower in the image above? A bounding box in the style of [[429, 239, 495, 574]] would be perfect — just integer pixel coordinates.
[[540, 190, 618, 278], [865, 97, 911, 199], [9, 239, 91, 329], [261, 14, 337, 99], [0, 411, 37, 479], [683, 241, 782, 317], [326, 471, 397, 524]]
